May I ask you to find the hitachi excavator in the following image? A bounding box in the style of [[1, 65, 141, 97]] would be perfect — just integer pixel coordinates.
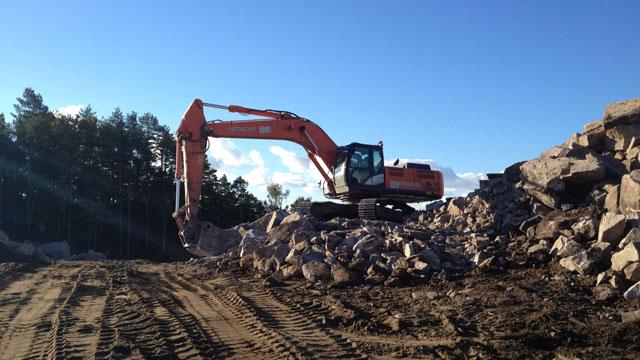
[[173, 99, 443, 256]]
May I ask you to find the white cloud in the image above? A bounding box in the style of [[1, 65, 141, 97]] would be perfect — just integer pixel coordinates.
[[207, 139, 267, 188], [269, 145, 308, 173], [303, 182, 321, 194], [271, 171, 305, 187], [245, 150, 267, 188], [209, 138, 250, 168], [53, 104, 84, 118]]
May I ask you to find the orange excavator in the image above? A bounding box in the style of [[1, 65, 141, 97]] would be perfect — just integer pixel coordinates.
[[173, 99, 443, 256]]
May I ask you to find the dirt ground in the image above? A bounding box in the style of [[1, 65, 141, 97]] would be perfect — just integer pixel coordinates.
[[0, 260, 639, 359]]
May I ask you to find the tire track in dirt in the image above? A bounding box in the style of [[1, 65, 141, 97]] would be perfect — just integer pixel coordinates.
[[126, 266, 223, 359], [94, 264, 174, 359], [0, 265, 82, 359], [0, 268, 51, 339], [159, 270, 275, 359], [38, 265, 111, 359], [172, 270, 364, 359], [0, 263, 37, 294]]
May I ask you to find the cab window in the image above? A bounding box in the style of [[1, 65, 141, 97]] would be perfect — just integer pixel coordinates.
[[349, 147, 372, 185], [372, 149, 383, 173]]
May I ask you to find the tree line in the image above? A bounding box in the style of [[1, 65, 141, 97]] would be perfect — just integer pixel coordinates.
[[0, 88, 276, 260]]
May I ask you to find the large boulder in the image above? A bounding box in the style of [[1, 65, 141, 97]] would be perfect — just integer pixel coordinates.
[[603, 184, 620, 213], [611, 242, 640, 272], [447, 198, 465, 217], [38, 241, 70, 260], [571, 218, 599, 241], [620, 170, 640, 214], [301, 261, 331, 282], [603, 98, 640, 128], [331, 264, 357, 286], [604, 125, 640, 151], [559, 250, 597, 276], [597, 213, 626, 244], [239, 229, 267, 257], [520, 156, 606, 195]]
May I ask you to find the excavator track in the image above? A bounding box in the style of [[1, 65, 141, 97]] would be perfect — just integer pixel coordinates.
[[358, 198, 415, 222], [294, 201, 358, 220], [357, 198, 378, 220]]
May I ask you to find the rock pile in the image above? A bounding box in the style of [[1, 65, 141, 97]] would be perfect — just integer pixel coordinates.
[[0, 230, 107, 263], [207, 98, 640, 302]]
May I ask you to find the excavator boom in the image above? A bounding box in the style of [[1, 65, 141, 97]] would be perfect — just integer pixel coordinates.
[[173, 99, 339, 250]]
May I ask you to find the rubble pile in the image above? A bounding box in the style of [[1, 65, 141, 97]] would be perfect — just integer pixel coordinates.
[[211, 98, 640, 302]]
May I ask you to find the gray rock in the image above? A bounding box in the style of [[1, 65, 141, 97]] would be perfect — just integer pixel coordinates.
[[620, 170, 640, 214], [70, 249, 107, 261], [550, 235, 568, 256], [391, 257, 410, 273], [280, 264, 301, 279], [523, 184, 560, 209], [527, 243, 548, 255], [331, 264, 356, 286], [593, 284, 618, 303], [281, 212, 303, 224], [320, 231, 342, 250], [610, 275, 626, 293], [239, 229, 267, 257], [403, 241, 416, 257], [413, 260, 431, 272], [603, 97, 640, 127], [302, 250, 325, 263], [420, 247, 442, 270], [301, 261, 331, 282], [623, 281, 640, 301], [597, 213, 626, 244], [596, 271, 612, 286], [611, 242, 640, 271], [604, 184, 620, 213], [285, 249, 302, 265], [271, 243, 290, 268], [559, 250, 596, 276], [557, 239, 583, 258], [248, 210, 284, 232], [571, 218, 599, 241], [352, 233, 384, 254], [623, 262, 640, 283], [621, 309, 640, 323], [620, 228, 640, 249], [411, 291, 439, 300], [38, 241, 70, 260], [604, 125, 640, 151], [520, 156, 606, 193], [447, 197, 465, 217]]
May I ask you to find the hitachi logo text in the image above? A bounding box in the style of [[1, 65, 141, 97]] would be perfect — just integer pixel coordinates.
[[229, 126, 256, 132]]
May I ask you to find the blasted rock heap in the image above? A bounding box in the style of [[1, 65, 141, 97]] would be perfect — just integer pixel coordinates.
[[206, 97, 640, 303]]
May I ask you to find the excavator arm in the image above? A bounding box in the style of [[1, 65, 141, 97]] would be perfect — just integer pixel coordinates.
[[173, 99, 338, 249]]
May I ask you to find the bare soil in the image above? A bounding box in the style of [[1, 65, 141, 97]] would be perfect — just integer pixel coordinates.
[[1, 260, 639, 359]]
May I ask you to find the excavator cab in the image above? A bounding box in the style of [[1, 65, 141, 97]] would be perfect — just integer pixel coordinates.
[[333, 143, 385, 198]]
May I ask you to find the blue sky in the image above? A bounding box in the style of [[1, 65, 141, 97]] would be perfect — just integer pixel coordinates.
[[1, 1, 639, 202]]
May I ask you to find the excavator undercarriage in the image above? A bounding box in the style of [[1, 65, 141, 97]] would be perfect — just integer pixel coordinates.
[[294, 198, 415, 223]]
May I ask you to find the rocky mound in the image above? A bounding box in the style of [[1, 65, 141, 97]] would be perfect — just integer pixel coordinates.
[[204, 98, 640, 303]]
